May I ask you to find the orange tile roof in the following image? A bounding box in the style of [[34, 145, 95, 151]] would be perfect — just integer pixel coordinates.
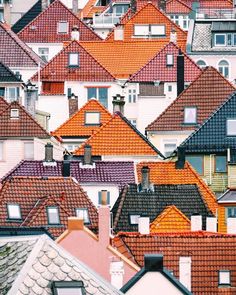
[[106, 2, 187, 42], [80, 0, 105, 18], [51, 99, 112, 138], [136, 161, 218, 215], [81, 40, 186, 78], [74, 113, 163, 157], [150, 205, 190, 233]]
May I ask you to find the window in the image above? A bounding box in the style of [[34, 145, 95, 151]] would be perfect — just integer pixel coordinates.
[[113, 4, 129, 15], [218, 60, 229, 78], [134, 24, 165, 36], [215, 34, 226, 46], [134, 24, 149, 36], [57, 21, 68, 34], [47, 207, 60, 225], [7, 87, 19, 102], [183, 15, 189, 30], [227, 119, 236, 136], [38, 48, 49, 62], [168, 85, 172, 92], [226, 207, 236, 220], [0, 10, 3, 22], [129, 214, 140, 225], [164, 143, 177, 157], [184, 107, 197, 124], [129, 119, 137, 127], [24, 142, 34, 160], [150, 25, 165, 36], [196, 60, 207, 69], [10, 109, 19, 119], [170, 15, 179, 25], [87, 87, 108, 108], [128, 89, 137, 103], [186, 155, 204, 175], [76, 208, 90, 224], [52, 281, 85, 295], [215, 156, 227, 173], [7, 204, 21, 220], [68, 53, 79, 67], [0, 141, 3, 161], [219, 270, 231, 286], [166, 54, 174, 66], [85, 112, 100, 125]]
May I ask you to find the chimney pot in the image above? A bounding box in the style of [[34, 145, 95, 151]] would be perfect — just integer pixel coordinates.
[[112, 94, 125, 114], [83, 144, 92, 165], [191, 214, 202, 231], [45, 143, 53, 162], [170, 28, 177, 44], [101, 190, 108, 206], [141, 166, 150, 191], [68, 217, 84, 230], [71, 26, 80, 41], [138, 216, 150, 234]]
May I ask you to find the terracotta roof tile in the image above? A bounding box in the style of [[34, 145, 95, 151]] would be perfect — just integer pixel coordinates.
[[18, 0, 101, 43], [0, 101, 50, 138], [0, 177, 98, 238], [80, 0, 106, 18], [0, 97, 9, 114], [116, 231, 236, 294], [130, 42, 201, 82], [166, 0, 192, 14], [136, 161, 218, 214], [106, 3, 187, 42], [32, 40, 115, 82], [184, 0, 233, 9], [150, 205, 191, 232], [146, 66, 236, 132], [74, 112, 163, 157], [52, 99, 112, 138]]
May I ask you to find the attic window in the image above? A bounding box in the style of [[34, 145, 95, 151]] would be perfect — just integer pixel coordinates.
[[10, 109, 19, 119], [76, 208, 90, 224], [52, 281, 85, 295], [85, 112, 100, 125], [227, 119, 236, 136], [57, 21, 68, 34], [219, 270, 231, 286], [7, 204, 21, 220], [184, 107, 197, 124], [150, 25, 165, 36], [69, 53, 79, 67], [134, 24, 166, 36], [129, 214, 140, 225], [47, 207, 60, 225], [166, 54, 174, 66]]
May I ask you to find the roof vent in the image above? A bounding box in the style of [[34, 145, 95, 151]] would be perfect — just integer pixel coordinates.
[[71, 25, 80, 41], [29, 25, 37, 30]]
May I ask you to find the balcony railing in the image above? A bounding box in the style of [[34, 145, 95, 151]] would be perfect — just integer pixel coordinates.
[[196, 8, 236, 19], [93, 13, 122, 27]]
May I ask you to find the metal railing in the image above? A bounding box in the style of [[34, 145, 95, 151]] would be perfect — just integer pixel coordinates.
[[93, 13, 122, 26], [196, 8, 236, 19]]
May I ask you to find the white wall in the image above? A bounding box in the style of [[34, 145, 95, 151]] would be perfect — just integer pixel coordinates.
[[34, 137, 64, 161], [11, 0, 37, 24], [10, 67, 39, 84], [125, 272, 185, 295], [27, 43, 63, 62]]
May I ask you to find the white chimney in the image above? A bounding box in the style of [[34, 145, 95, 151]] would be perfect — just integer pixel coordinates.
[[138, 217, 150, 234], [191, 215, 202, 231], [114, 25, 124, 41], [206, 217, 217, 232], [72, 0, 79, 14], [110, 261, 124, 289], [71, 26, 80, 41], [170, 28, 177, 44], [227, 218, 236, 234], [179, 256, 191, 291]]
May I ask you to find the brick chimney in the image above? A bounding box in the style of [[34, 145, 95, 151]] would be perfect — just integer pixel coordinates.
[[98, 190, 110, 246], [141, 166, 150, 191], [45, 142, 53, 162], [83, 144, 92, 165]]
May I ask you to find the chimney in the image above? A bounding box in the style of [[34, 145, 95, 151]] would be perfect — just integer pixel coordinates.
[[41, 0, 50, 11], [62, 160, 71, 177], [130, 0, 136, 14], [71, 25, 80, 41], [144, 254, 163, 271], [114, 24, 124, 41], [45, 143, 53, 162], [110, 261, 124, 289], [158, 0, 166, 12], [3, 1, 11, 25], [68, 217, 84, 230], [179, 257, 191, 291], [72, 0, 79, 14], [177, 49, 185, 96], [175, 147, 185, 169], [206, 217, 217, 232], [112, 94, 125, 114], [138, 217, 150, 234], [83, 144, 92, 165], [227, 217, 236, 234], [98, 191, 110, 246], [99, 190, 110, 205], [191, 214, 202, 231], [141, 166, 150, 191], [170, 28, 177, 44]]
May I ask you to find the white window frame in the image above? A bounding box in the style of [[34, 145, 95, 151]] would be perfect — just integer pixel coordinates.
[[76, 208, 90, 224], [128, 89, 137, 103], [7, 87, 17, 102], [38, 47, 49, 62], [129, 214, 140, 225], [218, 60, 229, 78], [85, 112, 100, 125], [196, 59, 207, 69], [129, 119, 137, 127], [184, 107, 197, 124], [57, 21, 69, 34], [0, 141, 3, 161], [150, 24, 165, 36], [166, 54, 174, 66], [7, 204, 21, 220], [227, 119, 236, 136], [69, 53, 79, 66], [215, 34, 226, 46], [219, 270, 231, 285], [10, 109, 19, 119], [47, 207, 60, 225], [24, 141, 34, 160], [134, 24, 149, 36]]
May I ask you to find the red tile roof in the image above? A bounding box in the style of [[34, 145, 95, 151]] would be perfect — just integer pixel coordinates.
[[166, 0, 192, 14], [52, 99, 112, 138], [18, 0, 101, 43], [146, 66, 236, 132], [0, 22, 44, 68], [0, 97, 9, 114], [106, 3, 187, 42], [136, 161, 218, 215], [130, 42, 201, 82], [184, 0, 233, 9], [32, 40, 115, 82], [74, 112, 163, 157], [0, 176, 98, 238], [115, 231, 236, 294], [0, 101, 50, 138]]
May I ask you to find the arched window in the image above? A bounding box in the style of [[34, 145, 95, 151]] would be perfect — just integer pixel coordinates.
[[196, 60, 207, 69], [218, 60, 229, 78]]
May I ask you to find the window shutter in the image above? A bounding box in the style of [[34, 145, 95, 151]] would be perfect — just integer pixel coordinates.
[[98, 191, 102, 205]]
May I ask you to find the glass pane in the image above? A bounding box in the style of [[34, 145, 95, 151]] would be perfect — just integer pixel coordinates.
[[186, 156, 203, 174], [166, 54, 174, 65], [134, 25, 149, 36], [227, 34, 232, 45], [228, 207, 236, 217], [164, 143, 177, 157], [227, 119, 236, 135], [85, 112, 100, 124], [76, 209, 90, 224], [219, 271, 230, 284], [215, 34, 225, 45], [184, 107, 197, 123], [8, 204, 21, 219], [69, 53, 79, 66], [57, 288, 82, 295], [215, 156, 227, 172], [87, 88, 97, 100], [8, 88, 16, 102], [130, 215, 140, 224], [0, 87, 5, 97], [58, 21, 68, 33], [24, 142, 34, 160], [151, 25, 165, 35], [98, 88, 108, 108], [48, 207, 60, 224]]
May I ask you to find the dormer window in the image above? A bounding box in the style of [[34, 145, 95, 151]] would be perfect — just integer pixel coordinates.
[[69, 53, 79, 67], [47, 206, 60, 225], [57, 21, 68, 34], [134, 24, 165, 37], [227, 119, 236, 136], [215, 34, 226, 46], [52, 281, 86, 295], [166, 54, 174, 66], [129, 214, 140, 225], [150, 25, 165, 36], [219, 270, 231, 286], [85, 112, 100, 125], [184, 107, 197, 124], [10, 109, 19, 119], [7, 204, 21, 220], [76, 208, 90, 224]]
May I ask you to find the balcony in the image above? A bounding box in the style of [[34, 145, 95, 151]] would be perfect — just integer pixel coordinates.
[[196, 8, 236, 19], [93, 13, 122, 28]]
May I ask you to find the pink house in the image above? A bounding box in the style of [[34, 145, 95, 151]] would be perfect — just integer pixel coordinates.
[[57, 192, 139, 288]]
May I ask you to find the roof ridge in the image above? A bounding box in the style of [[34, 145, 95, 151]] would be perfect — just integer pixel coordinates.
[[113, 185, 129, 229]]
